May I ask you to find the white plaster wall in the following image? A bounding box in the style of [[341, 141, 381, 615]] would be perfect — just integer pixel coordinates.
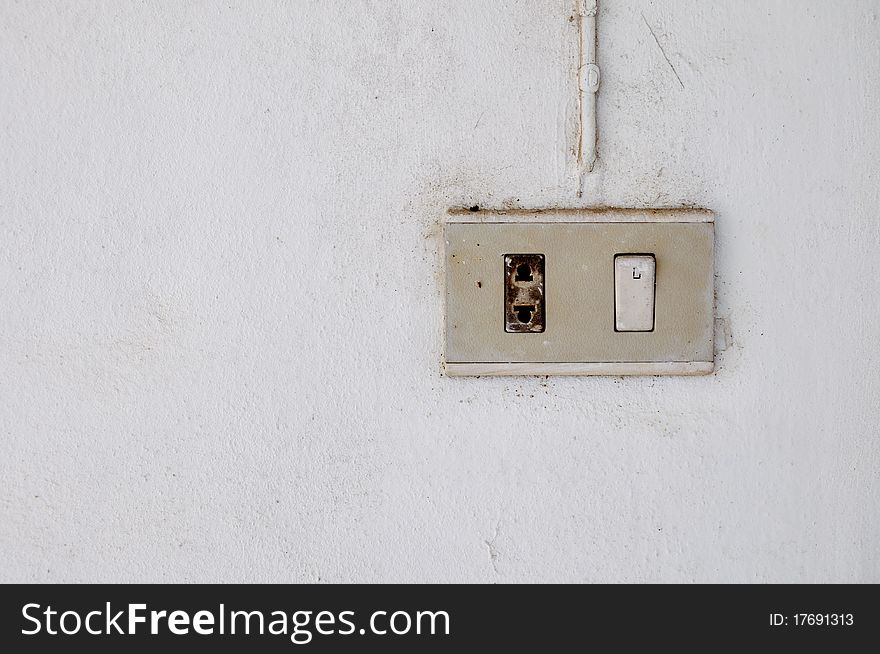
[[1, 0, 878, 583]]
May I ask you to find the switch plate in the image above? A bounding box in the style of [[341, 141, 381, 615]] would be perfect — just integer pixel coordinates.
[[444, 208, 714, 376]]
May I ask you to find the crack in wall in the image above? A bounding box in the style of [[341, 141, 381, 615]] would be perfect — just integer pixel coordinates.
[[484, 519, 502, 576], [642, 13, 685, 89]]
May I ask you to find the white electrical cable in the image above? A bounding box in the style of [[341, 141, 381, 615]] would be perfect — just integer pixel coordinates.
[[579, 0, 600, 174]]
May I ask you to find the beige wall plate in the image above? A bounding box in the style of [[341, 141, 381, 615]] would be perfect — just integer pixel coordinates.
[[444, 208, 715, 376]]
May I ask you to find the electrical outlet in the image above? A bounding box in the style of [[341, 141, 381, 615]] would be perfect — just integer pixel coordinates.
[[504, 254, 545, 333], [444, 208, 715, 376]]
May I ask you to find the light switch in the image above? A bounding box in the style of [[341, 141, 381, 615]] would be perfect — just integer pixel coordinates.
[[614, 255, 656, 332]]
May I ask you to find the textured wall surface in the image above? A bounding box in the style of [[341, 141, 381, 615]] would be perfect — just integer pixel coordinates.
[[1, 0, 878, 583]]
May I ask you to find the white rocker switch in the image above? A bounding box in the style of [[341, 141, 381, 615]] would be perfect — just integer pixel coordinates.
[[615, 255, 656, 332]]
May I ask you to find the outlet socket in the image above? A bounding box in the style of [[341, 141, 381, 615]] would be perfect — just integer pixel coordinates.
[[504, 254, 545, 333]]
